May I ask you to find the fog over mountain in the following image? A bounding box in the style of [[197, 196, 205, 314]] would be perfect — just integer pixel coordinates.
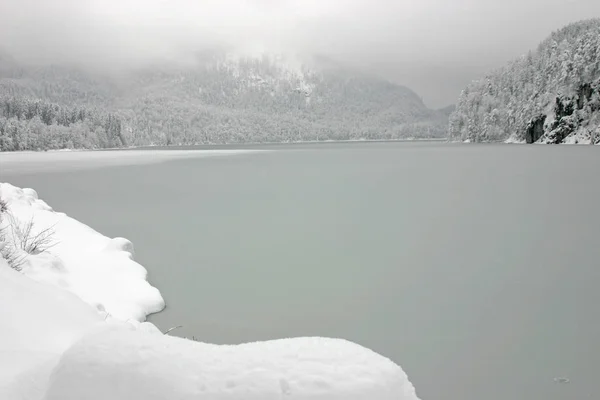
[[2, 0, 600, 108], [1, 50, 453, 149]]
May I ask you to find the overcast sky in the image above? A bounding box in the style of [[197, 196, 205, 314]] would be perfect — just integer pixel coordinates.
[[1, 0, 599, 107]]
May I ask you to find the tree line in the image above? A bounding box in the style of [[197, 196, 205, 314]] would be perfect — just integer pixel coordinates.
[[0, 95, 125, 151]]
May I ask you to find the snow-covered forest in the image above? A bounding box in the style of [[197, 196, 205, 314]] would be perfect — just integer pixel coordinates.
[[448, 19, 600, 144], [0, 53, 448, 151], [0, 96, 125, 151]]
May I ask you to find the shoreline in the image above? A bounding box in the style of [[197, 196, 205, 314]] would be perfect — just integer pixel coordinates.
[[0, 181, 420, 399], [0, 137, 449, 155], [0, 148, 266, 175]]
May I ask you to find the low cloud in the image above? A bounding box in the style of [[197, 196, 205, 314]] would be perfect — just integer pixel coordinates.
[[1, 0, 599, 106]]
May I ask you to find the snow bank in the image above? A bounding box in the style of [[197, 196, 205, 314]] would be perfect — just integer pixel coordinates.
[[0, 182, 165, 321], [1, 182, 421, 400], [44, 324, 419, 400], [0, 258, 159, 400], [0, 258, 103, 399]]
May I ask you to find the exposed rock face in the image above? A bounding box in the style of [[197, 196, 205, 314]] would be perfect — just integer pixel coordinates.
[[577, 83, 593, 109], [537, 78, 600, 144], [526, 115, 546, 143]]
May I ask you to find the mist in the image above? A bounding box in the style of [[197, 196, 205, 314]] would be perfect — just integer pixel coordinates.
[[1, 0, 599, 107]]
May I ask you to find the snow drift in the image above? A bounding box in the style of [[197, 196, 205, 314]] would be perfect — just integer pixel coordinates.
[[0, 259, 103, 399], [0, 182, 165, 321], [44, 324, 419, 400]]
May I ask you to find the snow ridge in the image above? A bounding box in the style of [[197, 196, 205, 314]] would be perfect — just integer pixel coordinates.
[[45, 325, 420, 400]]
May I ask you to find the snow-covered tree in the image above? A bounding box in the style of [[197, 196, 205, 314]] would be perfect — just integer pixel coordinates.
[[0, 95, 125, 151]]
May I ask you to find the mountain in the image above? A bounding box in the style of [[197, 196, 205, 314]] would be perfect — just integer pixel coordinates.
[[448, 19, 600, 144], [437, 104, 455, 117], [0, 52, 448, 150]]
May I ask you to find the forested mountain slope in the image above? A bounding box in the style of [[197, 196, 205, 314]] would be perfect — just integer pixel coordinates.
[[448, 19, 600, 144], [0, 52, 448, 150]]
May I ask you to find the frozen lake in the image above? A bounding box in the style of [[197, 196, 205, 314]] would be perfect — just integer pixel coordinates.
[[2, 142, 599, 400]]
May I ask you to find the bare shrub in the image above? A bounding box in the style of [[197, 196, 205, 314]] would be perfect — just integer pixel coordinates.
[[0, 198, 19, 269], [0, 211, 57, 271]]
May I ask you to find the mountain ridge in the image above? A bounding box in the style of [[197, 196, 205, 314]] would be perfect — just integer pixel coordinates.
[[0, 51, 448, 150]]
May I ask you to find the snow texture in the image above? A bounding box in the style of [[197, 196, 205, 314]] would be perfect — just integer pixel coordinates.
[[44, 324, 419, 400], [0, 257, 159, 400], [0, 182, 165, 321], [0, 258, 103, 399]]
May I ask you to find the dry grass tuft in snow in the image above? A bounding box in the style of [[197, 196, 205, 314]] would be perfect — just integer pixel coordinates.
[[0, 182, 165, 321], [0, 182, 422, 400], [0, 212, 57, 271]]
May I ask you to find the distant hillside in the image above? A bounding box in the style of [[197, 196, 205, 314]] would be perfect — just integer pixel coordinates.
[[449, 19, 600, 144], [0, 95, 125, 151], [437, 104, 455, 117], [0, 52, 448, 150]]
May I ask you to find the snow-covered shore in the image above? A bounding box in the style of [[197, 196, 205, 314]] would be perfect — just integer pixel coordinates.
[[0, 183, 164, 321], [0, 182, 421, 400]]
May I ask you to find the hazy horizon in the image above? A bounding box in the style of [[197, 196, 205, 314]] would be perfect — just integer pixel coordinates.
[[1, 0, 600, 107]]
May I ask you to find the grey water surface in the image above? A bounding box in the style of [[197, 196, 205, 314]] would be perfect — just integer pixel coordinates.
[[2, 142, 599, 400]]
